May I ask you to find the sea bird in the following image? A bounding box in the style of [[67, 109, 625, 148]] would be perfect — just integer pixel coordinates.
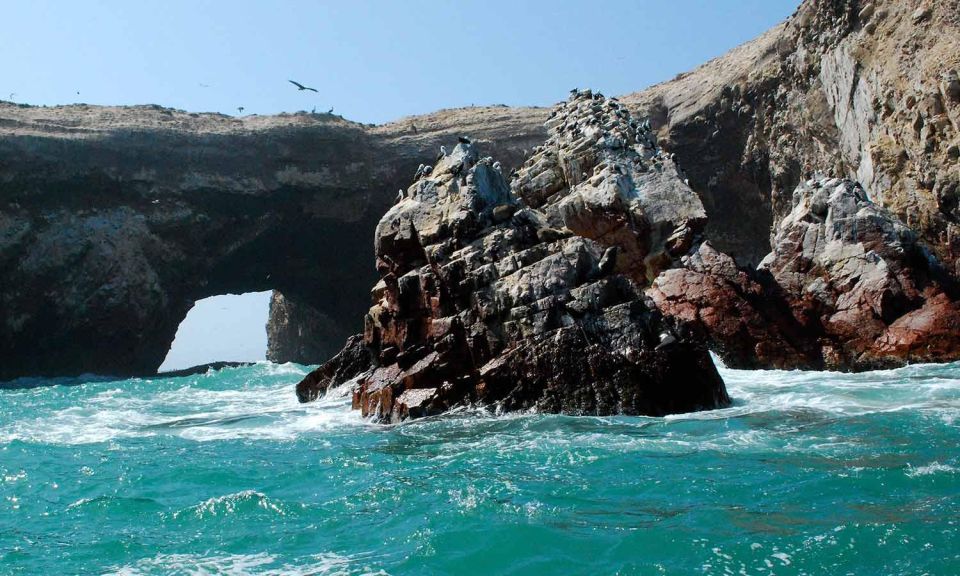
[[289, 80, 319, 93], [436, 145, 446, 163], [655, 331, 677, 351], [237, 106, 244, 114]]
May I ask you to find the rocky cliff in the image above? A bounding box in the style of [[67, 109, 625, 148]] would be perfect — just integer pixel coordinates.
[[296, 91, 729, 421], [624, 0, 960, 270], [650, 177, 960, 370], [2, 0, 958, 380], [0, 104, 547, 379]]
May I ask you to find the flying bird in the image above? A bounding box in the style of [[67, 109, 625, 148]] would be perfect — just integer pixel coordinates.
[[237, 106, 245, 114], [289, 80, 318, 93]]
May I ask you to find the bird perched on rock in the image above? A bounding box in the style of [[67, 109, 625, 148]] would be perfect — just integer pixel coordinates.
[[598, 246, 618, 276], [422, 165, 433, 176], [436, 145, 446, 163], [395, 189, 405, 202], [655, 331, 677, 351], [289, 80, 318, 92], [492, 161, 502, 172], [415, 163, 425, 179], [458, 136, 471, 144]]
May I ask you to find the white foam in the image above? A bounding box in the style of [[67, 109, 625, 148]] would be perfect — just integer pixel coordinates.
[[906, 461, 958, 477], [0, 364, 367, 445], [2, 360, 960, 447], [104, 551, 388, 576]]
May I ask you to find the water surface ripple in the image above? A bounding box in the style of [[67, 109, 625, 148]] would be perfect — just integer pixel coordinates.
[[1, 360, 958, 574]]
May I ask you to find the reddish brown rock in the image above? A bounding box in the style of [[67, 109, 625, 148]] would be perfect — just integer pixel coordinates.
[[650, 177, 960, 371], [297, 92, 729, 421]]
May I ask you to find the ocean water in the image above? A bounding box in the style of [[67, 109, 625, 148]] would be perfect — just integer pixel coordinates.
[[1, 360, 958, 575]]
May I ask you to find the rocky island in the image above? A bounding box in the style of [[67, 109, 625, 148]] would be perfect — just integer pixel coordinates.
[[1, 0, 958, 422], [297, 91, 729, 421]]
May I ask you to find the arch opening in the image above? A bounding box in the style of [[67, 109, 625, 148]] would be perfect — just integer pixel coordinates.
[[158, 291, 272, 373]]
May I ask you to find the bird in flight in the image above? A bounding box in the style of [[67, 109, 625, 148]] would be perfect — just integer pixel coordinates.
[[238, 106, 245, 114], [289, 80, 318, 92]]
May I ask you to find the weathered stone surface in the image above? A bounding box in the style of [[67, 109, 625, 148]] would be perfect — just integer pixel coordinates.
[[624, 0, 960, 272], [649, 242, 819, 370], [650, 177, 960, 370], [295, 334, 372, 403], [4, 0, 959, 379], [298, 92, 729, 421], [0, 104, 548, 379], [266, 291, 348, 364]]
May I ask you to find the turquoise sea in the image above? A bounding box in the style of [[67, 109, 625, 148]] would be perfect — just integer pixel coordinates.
[[1, 359, 958, 575]]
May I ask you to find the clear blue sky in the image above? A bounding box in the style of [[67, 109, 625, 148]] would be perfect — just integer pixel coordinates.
[[4, 1, 798, 370], [4, 0, 797, 124]]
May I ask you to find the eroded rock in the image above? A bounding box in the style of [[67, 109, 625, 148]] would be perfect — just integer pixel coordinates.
[[650, 177, 960, 370], [298, 92, 729, 421]]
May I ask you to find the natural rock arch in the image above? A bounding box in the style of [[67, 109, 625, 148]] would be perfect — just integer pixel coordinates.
[[0, 105, 548, 378]]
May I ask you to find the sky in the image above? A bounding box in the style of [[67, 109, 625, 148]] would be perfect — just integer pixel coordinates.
[[3, 0, 797, 124], [3, 0, 799, 370]]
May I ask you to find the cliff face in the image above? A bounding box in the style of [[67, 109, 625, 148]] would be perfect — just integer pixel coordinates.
[[650, 177, 960, 371], [0, 104, 547, 378], [624, 0, 960, 269]]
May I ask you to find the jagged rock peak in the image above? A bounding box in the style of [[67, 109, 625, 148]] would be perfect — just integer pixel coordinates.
[[296, 98, 729, 421], [512, 91, 708, 285]]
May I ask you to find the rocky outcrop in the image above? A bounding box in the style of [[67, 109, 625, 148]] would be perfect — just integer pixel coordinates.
[[625, 0, 960, 271], [297, 92, 729, 421], [266, 292, 346, 364], [650, 177, 960, 370], [0, 103, 547, 379], [4, 0, 960, 379]]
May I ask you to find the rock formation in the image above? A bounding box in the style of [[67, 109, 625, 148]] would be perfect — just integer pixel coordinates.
[[0, 104, 547, 379], [625, 0, 960, 271], [2, 0, 959, 379], [650, 177, 960, 370], [296, 91, 730, 422]]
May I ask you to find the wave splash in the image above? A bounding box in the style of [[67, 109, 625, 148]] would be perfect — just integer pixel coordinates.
[[0, 359, 959, 447], [105, 551, 387, 576]]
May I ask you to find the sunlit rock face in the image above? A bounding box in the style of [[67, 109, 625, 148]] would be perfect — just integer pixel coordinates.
[[296, 92, 729, 422], [624, 0, 960, 273], [650, 177, 960, 371]]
